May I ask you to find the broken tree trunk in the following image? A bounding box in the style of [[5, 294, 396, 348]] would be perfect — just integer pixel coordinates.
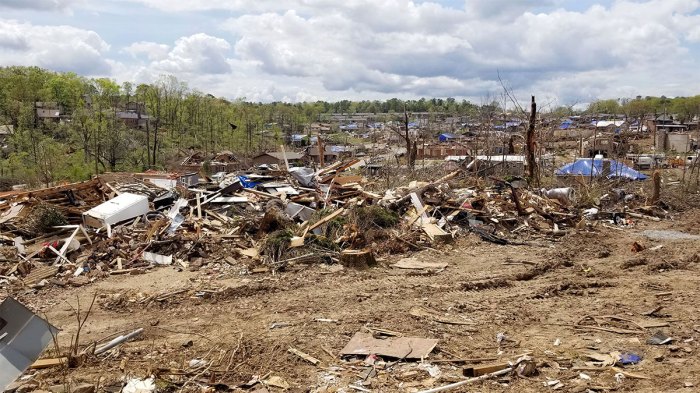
[[526, 96, 538, 186], [339, 249, 377, 269], [651, 170, 660, 204]]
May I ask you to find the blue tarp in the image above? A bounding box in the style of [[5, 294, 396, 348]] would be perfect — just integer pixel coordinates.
[[439, 133, 457, 142], [238, 175, 259, 188], [556, 159, 648, 180]]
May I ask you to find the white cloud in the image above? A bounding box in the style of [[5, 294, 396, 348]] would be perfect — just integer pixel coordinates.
[[152, 33, 232, 75], [123, 41, 170, 61], [211, 0, 700, 101], [0, 19, 110, 75], [7, 0, 700, 103], [0, 0, 79, 11]]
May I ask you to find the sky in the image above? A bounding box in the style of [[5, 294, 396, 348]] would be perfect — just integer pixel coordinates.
[[1, 0, 700, 106]]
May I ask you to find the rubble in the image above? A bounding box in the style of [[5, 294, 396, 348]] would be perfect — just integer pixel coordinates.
[[0, 158, 671, 293], [0, 155, 686, 392]]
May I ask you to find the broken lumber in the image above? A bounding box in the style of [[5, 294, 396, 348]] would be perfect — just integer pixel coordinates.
[[417, 367, 513, 393], [288, 347, 320, 366], [29, 357, 68, 369], [307, 208, 345, 231]]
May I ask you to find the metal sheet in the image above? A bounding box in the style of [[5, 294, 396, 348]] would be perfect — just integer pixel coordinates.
[[0, 297, 58, 390]]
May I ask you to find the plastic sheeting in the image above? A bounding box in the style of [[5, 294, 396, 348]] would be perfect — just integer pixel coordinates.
[[555, 159, 648, 180], [289, 167, 316, 188], [237, 175, 259, 188]]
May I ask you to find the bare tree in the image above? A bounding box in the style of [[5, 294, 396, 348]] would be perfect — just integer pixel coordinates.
[[388, 106, 417, 170]]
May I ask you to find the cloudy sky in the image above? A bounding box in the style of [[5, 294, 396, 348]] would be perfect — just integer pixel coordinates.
[[1, 0, 700, 104]]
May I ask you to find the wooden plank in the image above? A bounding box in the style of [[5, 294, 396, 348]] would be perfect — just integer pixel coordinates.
[[288, 347, 321, 366], [24, 265, 59, 284], [30, 357, 67, 369], [307, 208, 345, 231], [421, 222, 451, 242], [196, 193, 202, 220], [333, 176, 363, 186], [243, 188, 276, 199], [407, 205, 430, 226], [463, 362, 511, 377], [410, 193, 428, 225], [280, 144, 290, 172]]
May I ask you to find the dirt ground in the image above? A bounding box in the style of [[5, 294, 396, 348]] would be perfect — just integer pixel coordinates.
[[13, 208, 700, 393]]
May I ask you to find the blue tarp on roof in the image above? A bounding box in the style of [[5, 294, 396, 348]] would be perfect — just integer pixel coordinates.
[[556, 159, 648, 180], [439, 133, 458, 142], [559, 123, 571, 129]]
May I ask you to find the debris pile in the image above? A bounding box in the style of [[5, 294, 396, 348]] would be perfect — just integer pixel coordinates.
[[0, 161, 671, 292]]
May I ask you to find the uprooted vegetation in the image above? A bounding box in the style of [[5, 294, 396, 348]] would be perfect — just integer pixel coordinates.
[[23, 203, 68, 236]]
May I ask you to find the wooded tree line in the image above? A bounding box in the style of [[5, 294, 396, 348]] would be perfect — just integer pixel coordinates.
[[1, 66, 699, 186], [586, 96, 700, 122], [0, 67, 488, 186]]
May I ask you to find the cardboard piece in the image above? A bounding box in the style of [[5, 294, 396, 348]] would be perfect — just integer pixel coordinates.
[[340, 332, 437, 359]]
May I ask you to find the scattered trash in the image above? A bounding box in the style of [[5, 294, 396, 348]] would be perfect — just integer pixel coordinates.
[[648, 331, 674, 345], [618, 352, 642, 365], [262, 375, 290, 390], [122, 376, 156, 393], [94, 328, 144, 355], [614, 373, 625, 384], [188, 358, 207, 369], [631, 242, 645, 253]]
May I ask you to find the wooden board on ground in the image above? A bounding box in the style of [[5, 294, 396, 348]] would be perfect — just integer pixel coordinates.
[[422, 222, 452, 243], [463, 362, 511, 377], [24, 265, 60, 284], [30, 357, 67, 369], [409, 306, 475, 326], [393, 258, 447, 270], [340, 332, 437, 359]]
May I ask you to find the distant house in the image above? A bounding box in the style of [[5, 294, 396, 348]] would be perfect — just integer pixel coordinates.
[[35, 102, 63, 124], [417, 143, 469, 159], [134, 171, 199, 189], [650, 114, 693, 152], [181, 150, 240, 174], [252, 151, 304, 167], [0, 125, 13, 146], [289, 134, 318, 146], [307, 145, 355, 164], [438, 133, 460, 142], [116, 111, 152, 129]]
